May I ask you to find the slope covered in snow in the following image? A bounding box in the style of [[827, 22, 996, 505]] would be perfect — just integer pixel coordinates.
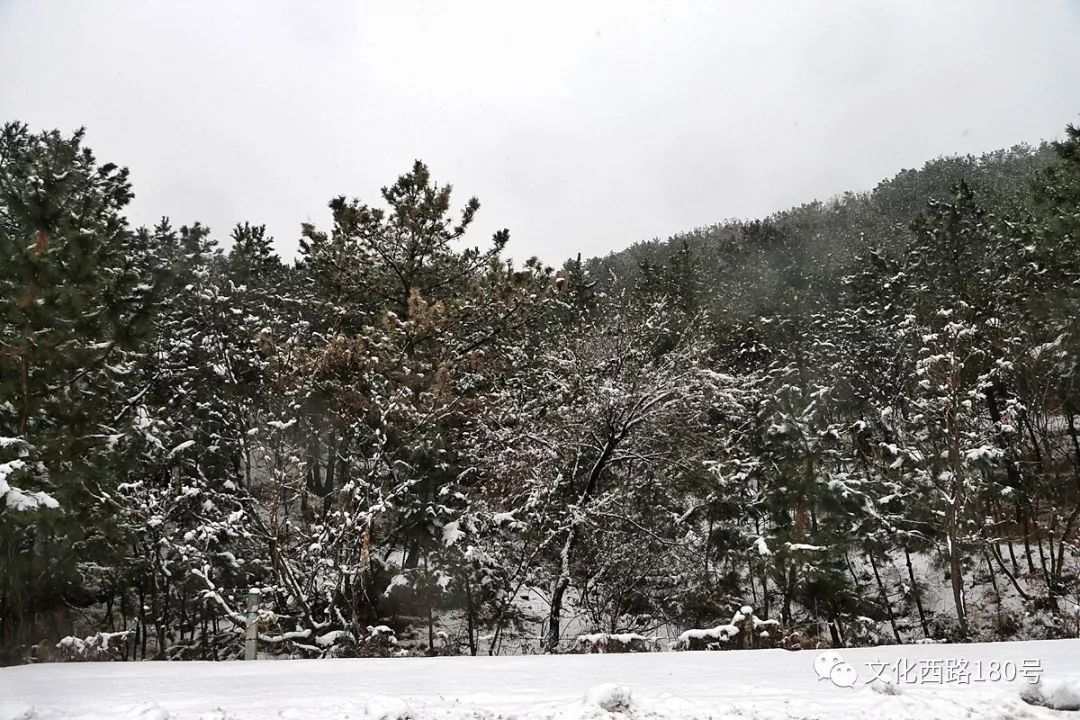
[[3, 639, 1079, 720]]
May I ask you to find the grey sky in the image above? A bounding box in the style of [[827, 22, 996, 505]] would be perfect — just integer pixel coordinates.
[[2, 1, 1079, 265]]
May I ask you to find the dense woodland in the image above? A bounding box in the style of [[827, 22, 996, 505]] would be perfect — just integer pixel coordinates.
[[2, 119, 1080, 663]]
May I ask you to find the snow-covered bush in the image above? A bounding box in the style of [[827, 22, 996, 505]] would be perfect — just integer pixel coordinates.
[[357, 625, 403, 658], [574, 632, 652, 653], [308, 624, 406, 658], [780, 630, 831, 651], [55, 631, 130, 662], [675, 606, 780, 650], [843, 615, 895, 647]]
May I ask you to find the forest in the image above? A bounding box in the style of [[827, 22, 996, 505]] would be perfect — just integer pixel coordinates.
[[2, 119, 1080, 664]]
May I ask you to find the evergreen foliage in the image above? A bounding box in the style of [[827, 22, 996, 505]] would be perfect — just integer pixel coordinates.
[[2, 121, 1080, 662]]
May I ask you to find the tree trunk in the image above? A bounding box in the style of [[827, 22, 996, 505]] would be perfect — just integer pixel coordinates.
[[903, 546, 930, 638], [545, 529, 575, 653], [983, 549, 1005, 639], [945, 501, 968, 637], [464, 576, 478, 656], [868, 550, 902, 643], [781, 560, 796, 625]]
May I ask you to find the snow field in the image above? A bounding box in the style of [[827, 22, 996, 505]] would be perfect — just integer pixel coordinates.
[[3, 639, 1079, 720]]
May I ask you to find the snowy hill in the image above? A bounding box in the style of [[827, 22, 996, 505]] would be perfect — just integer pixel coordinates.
[[4, 640, 1080, 720]]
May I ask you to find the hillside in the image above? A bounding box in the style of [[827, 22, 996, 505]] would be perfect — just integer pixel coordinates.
[[589, 142, 1057, 319]]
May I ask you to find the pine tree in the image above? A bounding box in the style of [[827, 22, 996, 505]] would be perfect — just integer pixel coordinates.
[[0, 123, 160, 656]]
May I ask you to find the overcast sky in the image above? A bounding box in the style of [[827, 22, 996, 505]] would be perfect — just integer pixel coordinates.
[[2, 1, 1079, 265]]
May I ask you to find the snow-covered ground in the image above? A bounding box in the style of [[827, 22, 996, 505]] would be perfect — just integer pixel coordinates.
[[3, 640, 1079, 720]]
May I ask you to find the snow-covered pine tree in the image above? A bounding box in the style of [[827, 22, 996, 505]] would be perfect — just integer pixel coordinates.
[[0, 123, 161, 657]]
